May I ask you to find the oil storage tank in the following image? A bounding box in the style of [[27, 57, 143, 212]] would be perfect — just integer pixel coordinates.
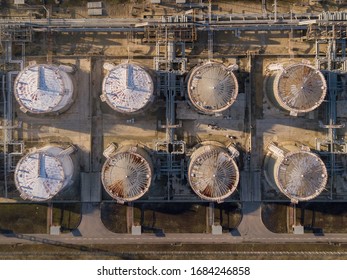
[[101, 63, 155, 114], [102, 144, 153, 203], [14, 64, 74, 114], [272, 63, 327, 116], [187, 62, 239, 114], [266, 143, 328, 203], [14, 145, 76, 201], [188, 143, 239, 202]]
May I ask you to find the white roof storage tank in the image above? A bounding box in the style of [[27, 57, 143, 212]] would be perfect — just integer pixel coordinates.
[[266, 143, 328, 203], [188, 143, 240, 202], [273, 63, 327, 115], [14, 64, 74, 114], [101, 63, 155, 114], [102, 145, 153, 203], [187, 62, 239, 114], [14, 145, 76, 201]]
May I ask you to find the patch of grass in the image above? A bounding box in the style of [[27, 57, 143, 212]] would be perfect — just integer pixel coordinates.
[[52, 203, 81, 232], [296, 202, 347, 233], [134, 203, 207, 233], [261, 203, 289, 233], [0, 203, 47, 234], [0, 203, 81, 234], [102, 203, 243, 234], [215, 203, 242, 232], [100, 202, 127, 233]]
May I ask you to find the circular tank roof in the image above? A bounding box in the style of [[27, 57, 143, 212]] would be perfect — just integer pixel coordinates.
[[102, 63, 154, 114], [275, 150, 327, 201], [187, 62, 238, 114], [188, 145, 239, 201], [14, 64, 73, 114], [274, 63, 327, 113], [15, 150, 66, 201], [102, 150, 152, 202]]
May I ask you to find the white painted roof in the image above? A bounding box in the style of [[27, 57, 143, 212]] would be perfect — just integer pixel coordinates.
[[188, 62, 238, 114], [102, 63, 154, 113], [14, 64, 73, 113], [14, 146, 74, 201], [275, 150, 327, 201], [274, 63, 327, 113], [188, 145, 239, 201]]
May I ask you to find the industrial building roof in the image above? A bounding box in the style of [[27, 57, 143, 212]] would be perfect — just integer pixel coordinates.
[[188, 145, 239, 201], [15, 151, 65, 201], [102, 148, 152, 202], [14, 146, 75, 201], [102, 63, 154, 114], [274, 63, 327, 114], [14, 64, 73, 114], [275, 150, 328, 201], [187, 62, 238, 114]]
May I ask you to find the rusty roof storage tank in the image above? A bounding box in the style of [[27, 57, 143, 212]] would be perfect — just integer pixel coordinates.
[[14, 64, 74, 114], [101, 63, 155, 114], [266, 143, 328, 203], [188, 143, 239, 202], [187, 62, 239, 114], [102, 144, 153, 203], [14, 145, 76, 201], [273, 63, 327, 115]]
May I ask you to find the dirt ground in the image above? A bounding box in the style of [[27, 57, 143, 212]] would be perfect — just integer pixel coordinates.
[[0, 203, 81, 234], [101, 202, 242, 234], [262, 202, 347, 234]]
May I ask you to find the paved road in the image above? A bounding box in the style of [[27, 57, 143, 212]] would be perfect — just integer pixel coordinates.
[[76, 203, 111, 237], [2, 230, 347, 245], [236, 202, 276, 238]]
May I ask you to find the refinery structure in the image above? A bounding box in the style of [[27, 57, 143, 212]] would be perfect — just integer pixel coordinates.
[[101, 143, 153, 203], [14, 64, 74, 114], [1, 0, 347, 239], [269, 63, 327, 116], [188, 142, 239, 202], [265, 143, 328, 203], [14, 145, 76, 201], [101, 63, 155, 114], [187, 62, 239, 114]]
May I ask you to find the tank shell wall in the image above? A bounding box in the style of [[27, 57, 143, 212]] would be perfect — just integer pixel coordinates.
[[187, 62, 239, 114], [101, 63, 155, 114], [273, 150, 328, 202], [273, 63, 327, 114], [14, 146, 75, 201], [14, 64, 74, 114], [188, 145, 239, 202], [101, 146, 153, 202]]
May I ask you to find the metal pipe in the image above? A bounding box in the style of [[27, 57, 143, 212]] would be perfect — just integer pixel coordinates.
[[262, 0, 267, 16], [1, 74, 8, 198], [1, 37, 23, 198], [274, 0, 278, 23]]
